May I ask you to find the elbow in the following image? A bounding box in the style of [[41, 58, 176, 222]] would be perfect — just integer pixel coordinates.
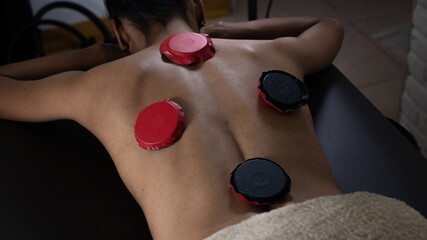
[[332, 18, 344, 38], [325, 17, 344, 44], [0, 65, 18, 80], [325, 17, 343, 29], [318, 17, 345, 57]]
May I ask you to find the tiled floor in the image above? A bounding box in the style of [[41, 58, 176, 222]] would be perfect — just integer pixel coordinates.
[[207, 0, 413, 120]]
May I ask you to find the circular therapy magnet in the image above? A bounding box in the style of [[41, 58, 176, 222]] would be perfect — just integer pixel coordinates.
[[160, 32, 215, 65], [230, 157, 291, 205], [134, 99, 185, 150], [258, 70, 309, 113]]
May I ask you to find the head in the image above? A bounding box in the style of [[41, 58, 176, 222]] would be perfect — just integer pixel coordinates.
[[105, 0, 206, 52]]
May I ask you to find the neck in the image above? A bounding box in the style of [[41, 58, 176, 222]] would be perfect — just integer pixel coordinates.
[[146, 15, 198, 47]]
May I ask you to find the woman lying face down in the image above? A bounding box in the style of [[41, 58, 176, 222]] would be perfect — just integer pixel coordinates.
[[0, 0, 377, 239]]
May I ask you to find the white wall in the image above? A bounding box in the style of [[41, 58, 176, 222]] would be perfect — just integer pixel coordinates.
[[400, 0, 427, 157], [29, 0, 107, 27]]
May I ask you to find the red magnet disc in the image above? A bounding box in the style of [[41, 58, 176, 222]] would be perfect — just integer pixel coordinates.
[[160, 32, 215, 65], [134, 99, 185, 150]]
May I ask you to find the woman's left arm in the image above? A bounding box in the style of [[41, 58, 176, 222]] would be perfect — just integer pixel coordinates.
[[0, 43, 128, 80]]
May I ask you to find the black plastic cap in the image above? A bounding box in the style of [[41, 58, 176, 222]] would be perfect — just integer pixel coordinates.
[[230, 158, 291, 205], [258, 70, 309, 112]]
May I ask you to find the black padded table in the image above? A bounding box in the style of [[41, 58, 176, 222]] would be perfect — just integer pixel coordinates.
[[1, 65, 426, 240], [307, 65, 427, 216]]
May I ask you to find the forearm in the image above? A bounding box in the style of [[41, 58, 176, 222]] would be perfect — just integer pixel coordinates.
[[203, 16, 328, 39], [0, 43, 126, 80]]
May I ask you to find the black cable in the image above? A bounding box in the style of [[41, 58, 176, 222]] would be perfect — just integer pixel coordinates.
[[34, 1, 114, 44], [248, 0, 257, 20], [387, 118, 420, 151], [7, 1, 115, 63], [7, 19, 91, 63], [265, 0, 274, 18]]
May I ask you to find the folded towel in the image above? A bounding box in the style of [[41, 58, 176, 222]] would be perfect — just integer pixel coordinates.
[[204, 192, 427, 240]]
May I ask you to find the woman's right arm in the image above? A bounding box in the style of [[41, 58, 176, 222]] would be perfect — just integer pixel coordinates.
[[0, 43, 127, 80], [0, 43, 128, 122]]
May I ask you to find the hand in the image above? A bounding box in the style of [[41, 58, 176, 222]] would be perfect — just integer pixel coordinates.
[[201, 21, 257, 39], [201, 21, 230, 38]]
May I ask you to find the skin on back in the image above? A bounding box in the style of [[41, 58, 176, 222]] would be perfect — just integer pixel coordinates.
[[75, 38, 341, 240], [0, 2, 344, 238]]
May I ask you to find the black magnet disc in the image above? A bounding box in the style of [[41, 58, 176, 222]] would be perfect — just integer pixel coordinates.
[[230, 158, 291, 205], [257, 70, 309, 112]]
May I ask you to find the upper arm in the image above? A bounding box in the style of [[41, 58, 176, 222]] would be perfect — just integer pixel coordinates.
[[0, 71, 86, 122], [274, 18, 344, 74]]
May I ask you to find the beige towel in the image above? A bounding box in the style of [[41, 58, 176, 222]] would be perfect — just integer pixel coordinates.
[[204, 192, 427, 240]]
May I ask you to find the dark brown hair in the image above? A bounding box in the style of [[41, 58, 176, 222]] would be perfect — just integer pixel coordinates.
[[104, 0, 188, 36]]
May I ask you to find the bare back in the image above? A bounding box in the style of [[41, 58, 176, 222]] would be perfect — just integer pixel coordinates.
[[76, 38, 341, 240]]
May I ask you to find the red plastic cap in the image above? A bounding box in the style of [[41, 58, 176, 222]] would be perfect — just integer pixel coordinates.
[[160, 32, 215, 65], [134, 99, 185, 150]]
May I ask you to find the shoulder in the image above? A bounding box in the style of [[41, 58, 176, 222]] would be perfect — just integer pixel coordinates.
[[213, 38, 292, 60], [212, 38, 305, 79]]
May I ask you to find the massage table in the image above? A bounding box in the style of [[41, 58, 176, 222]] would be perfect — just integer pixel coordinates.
[[1, 65, 426, 239]]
